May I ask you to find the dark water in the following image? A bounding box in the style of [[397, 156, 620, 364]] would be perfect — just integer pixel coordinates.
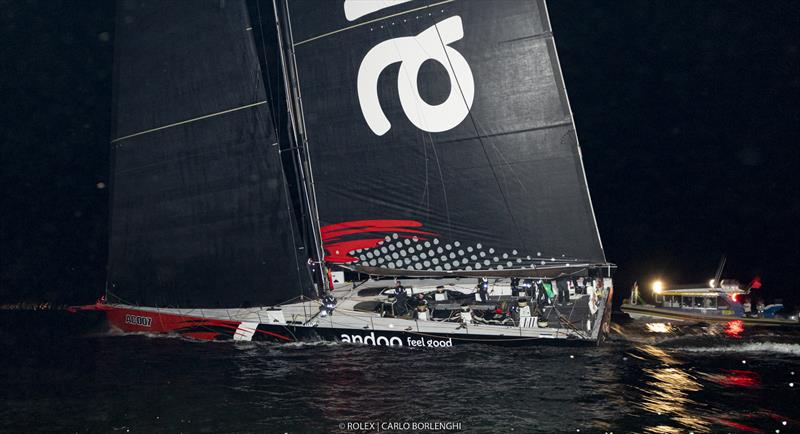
[[2, 313, 798, 433]]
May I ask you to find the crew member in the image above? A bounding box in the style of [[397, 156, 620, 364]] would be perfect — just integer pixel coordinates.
[[394, 280, 406, 297], [556, 278, 569, 306], [477, 277, 490, 302], [393, 281, 409, 316], [320, 291, 337, 316], [409, 292, 426, 309]]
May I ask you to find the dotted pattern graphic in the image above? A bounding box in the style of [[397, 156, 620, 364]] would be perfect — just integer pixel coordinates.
[[349, 233, 579, 271]]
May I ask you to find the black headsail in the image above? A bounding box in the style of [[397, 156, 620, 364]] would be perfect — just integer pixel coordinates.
[[281, 0, 606, 277], [107, 0, 312, 307]]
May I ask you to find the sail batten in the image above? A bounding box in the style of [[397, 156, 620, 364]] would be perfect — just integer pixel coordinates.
[[111, 101, 268, 144]]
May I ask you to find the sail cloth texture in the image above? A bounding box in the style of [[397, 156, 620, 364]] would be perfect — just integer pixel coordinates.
[[108, 0, 312, 308], [287, 0, 606, 275]]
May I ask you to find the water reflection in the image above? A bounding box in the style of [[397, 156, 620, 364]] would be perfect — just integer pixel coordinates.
[[723, 320, 745, 339], [645, 323, 674, 334], [708, 417, 760, 432], [700, 369, 760, 389], [634, 345, 710, 433]]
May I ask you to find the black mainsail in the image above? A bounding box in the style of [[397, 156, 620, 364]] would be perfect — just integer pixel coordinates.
[[283, 0, 606, 276], [107, 0, 312, 308]]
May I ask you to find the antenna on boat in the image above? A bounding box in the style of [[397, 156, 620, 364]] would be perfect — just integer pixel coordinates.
[[711, 254, 727, 289]]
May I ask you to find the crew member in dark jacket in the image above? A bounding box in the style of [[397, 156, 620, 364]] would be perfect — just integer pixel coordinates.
[[393, 281, 408, 316], [556, 278, 570, 306]]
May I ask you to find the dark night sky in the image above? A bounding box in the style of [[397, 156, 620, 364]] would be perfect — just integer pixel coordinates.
[[1, 1, 798, 306]]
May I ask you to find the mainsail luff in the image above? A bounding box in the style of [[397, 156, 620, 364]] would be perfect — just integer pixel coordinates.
[[285, 0, 607, 276]]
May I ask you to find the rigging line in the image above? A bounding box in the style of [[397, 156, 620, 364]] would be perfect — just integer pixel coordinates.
[[416, 130, 430, 213], [396, 10, 528, 212], [468, 116, 528, 193], [386, 19, 451, 235], [255, 0, 279, 135], [110, 101, 268, 144], [385, 21, 441, 229], [429, 10, 526, 247], [256, 2, 306, 297], [428, 135, 451, 236], [276, 137, 309, 297], [293, 0, 455, 47], [280, 0, 329, 293], [396, 1, 521, 231], [104, 122, 118, 300]]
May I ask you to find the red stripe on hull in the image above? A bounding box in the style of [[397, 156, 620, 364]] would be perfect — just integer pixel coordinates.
[[100, 305, 292, 342]]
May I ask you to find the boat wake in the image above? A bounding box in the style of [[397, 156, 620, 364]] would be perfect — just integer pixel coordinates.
[[674, 342, 800, 355], [97, 329, 188, 340]]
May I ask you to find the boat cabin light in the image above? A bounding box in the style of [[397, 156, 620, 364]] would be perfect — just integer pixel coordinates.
[[652, 280, 664, 294]]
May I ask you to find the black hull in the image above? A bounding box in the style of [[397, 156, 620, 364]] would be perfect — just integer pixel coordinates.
[[254, 323, 599, 348]]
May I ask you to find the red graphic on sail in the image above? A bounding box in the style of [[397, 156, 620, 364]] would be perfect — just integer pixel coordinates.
[[320, 219, 437, 263]]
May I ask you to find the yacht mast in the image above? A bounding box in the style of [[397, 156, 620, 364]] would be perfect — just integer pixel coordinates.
[[272, 0, 329, 293]]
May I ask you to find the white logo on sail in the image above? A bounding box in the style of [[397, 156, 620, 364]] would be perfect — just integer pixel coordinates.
[[356, 16, 475, 136], [343, 0, 413, 21]]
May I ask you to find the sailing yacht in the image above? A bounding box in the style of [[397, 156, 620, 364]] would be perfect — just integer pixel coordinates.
[[75, 0, 615, 346]]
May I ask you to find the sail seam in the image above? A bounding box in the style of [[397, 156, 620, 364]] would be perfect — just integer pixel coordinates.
[[432, 121, 573, 145], [498, 31, 553, 45], [110, 100, 267, 144], [293, 0, 455, 47]]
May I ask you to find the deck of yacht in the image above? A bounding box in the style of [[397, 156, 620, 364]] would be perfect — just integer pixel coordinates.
[[278, 278, 608, 341]]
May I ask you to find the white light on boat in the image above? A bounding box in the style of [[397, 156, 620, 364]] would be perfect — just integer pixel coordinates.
[[652, 280, 664, 294], [708, 279, 715, 288], [646, 323, 672, 333]]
